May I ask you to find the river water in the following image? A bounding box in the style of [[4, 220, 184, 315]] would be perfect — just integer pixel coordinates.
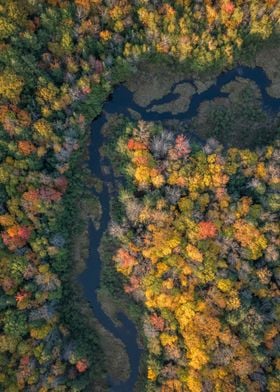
[[79, 65, 279, 391]]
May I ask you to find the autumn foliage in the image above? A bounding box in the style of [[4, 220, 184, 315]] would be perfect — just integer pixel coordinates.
[[198, 221, 217, 240], [76, 359, 89, 373], [110, 120, 280, 391], [0, 0, 279, 389]]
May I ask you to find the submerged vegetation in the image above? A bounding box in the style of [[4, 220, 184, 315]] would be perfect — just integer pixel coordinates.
[[0, 0, 279, 390], [192, 81, 280, 148]]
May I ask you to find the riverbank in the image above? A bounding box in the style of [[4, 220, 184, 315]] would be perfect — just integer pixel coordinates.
[[1, 2, 278, 389], [72, 38, 280, 391], [66, 122, 138, 389], [123, 40, 280, 149], [75, 109, 145, 391], [93, 51, 280, 388], [71, 199, 131, 389]]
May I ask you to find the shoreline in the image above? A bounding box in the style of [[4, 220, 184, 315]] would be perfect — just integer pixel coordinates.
[[72, 118, 144, 391], [70, 40, 280, 390]]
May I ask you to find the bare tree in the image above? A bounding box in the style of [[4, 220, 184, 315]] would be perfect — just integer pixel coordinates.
[[203, 137, 221, 154], [165, 186, 181, 205], [108, 221, 125, 239], [151, 130, 174, 159]]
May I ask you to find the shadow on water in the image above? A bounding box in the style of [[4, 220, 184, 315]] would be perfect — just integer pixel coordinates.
[[78, 65, 280, 391]]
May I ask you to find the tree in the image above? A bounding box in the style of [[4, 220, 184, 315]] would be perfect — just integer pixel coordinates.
[[0, 71, 24, 103], [197, 221, 217, 240], [3, 310, 28, 338]]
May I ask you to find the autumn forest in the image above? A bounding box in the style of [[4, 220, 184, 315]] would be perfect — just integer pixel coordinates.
[[0, 1, 279, 391]]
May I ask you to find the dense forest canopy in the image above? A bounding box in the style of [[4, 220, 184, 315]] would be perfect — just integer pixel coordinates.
[[110, 120, 279, 391], [0, 0, 279, 390]]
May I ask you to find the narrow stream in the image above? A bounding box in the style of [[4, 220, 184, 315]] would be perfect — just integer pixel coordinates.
[[79, 114, 142, 392], [79, 65, 280, 391]]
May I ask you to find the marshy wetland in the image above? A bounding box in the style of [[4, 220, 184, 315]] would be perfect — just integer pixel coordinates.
[[78, 53, 280, 391]]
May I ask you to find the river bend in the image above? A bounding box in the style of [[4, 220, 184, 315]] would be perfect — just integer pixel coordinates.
[[79, 65, 280, 391]]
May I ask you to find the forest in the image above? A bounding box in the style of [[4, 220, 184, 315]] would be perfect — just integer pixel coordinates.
[[109, 119, 279, 391], [0, 0, 279, 391]]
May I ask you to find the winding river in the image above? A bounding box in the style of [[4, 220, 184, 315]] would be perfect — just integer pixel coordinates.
[[78, 65, 280, 391]]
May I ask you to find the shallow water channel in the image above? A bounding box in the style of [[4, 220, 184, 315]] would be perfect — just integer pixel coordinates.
[[79, 65, 280, 391]]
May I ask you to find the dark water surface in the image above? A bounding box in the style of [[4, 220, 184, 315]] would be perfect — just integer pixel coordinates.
[[79, 65, 280, 391]]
